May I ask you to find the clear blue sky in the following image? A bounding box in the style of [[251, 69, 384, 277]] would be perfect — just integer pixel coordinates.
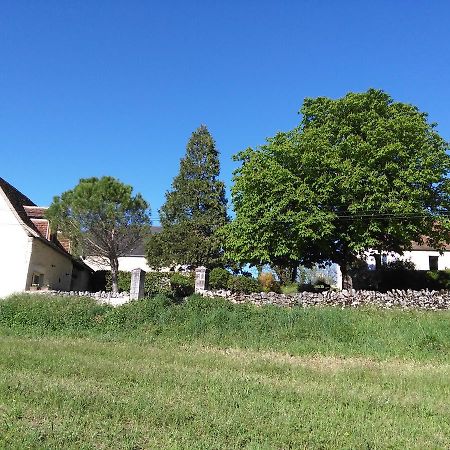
[[2, 1, 450, 223]]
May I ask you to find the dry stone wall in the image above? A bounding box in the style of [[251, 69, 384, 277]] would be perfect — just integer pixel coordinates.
[[201, 289, 450, 310], [27, 290, 130, 306], [24, 288, 450, 310]]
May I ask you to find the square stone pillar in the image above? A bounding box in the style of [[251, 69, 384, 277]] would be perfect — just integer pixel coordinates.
[[130, 268, 146, 300], [195, 266, 209, 293]]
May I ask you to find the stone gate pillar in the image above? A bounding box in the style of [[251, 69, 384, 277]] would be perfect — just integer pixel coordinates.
[[130, 268, 146, 300], [195, 266, 209, 293]]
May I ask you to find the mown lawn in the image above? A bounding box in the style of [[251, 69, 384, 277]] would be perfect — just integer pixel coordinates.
[[0, 295, 449, 449]]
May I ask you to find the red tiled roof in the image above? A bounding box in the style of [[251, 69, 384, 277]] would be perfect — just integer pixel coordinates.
[[0, 177, 92, 272], [410, 241, 450, 251], [23, 205, 48, 219], [31, 219, 50, 239]]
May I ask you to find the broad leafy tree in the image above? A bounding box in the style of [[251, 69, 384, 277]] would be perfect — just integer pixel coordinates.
[[47, 177, 150, 293], [223, 89, 450, 287], [146, 125, 228, 268]]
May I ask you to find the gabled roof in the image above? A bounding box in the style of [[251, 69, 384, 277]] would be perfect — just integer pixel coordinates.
[[0, 177, 41, 236], [0, 177, 92, 272], [23, 205, 47, 219], [410, 241, 450, 251]]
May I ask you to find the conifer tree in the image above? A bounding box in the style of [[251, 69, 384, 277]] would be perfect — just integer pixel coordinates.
[[146, 125, 228, 268], [47, 177, 150, 293]]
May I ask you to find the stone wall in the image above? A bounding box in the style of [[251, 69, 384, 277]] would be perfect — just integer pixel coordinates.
[[28, 290, 131, 306], [200, 289, 450, 310], [25, 287, 450, 310]]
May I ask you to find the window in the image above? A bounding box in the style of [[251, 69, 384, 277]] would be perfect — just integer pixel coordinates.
[[31, 273, 44, 288], [429, 256, 438, 271]]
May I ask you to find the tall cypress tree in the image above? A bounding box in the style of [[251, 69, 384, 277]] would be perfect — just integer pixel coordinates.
[[146, 125, 228, 268]]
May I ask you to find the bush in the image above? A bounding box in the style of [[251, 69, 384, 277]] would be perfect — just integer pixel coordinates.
[[258, 272, 281, 293], [170, 273, 195, 298], [385, 259, 416, 271], [227, 275, 262, 294], [105, 271, 131, 292], [144, 272, 172, 297], [209, 268, 231, 290]]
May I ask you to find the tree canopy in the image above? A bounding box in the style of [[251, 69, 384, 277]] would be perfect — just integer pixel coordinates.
[[146, 125, 228, 268], [222, 89, 450, 286], [47, 176, 150, 292]]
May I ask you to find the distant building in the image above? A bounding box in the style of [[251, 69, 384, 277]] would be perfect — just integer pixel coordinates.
[[365, 241, 450, 271], [0, 178, 92, 298], [83, 226, 192, 273], [83, 227, 160, 273]]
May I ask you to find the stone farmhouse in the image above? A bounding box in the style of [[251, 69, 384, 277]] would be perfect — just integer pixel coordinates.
[[0, 178, 92, 298]]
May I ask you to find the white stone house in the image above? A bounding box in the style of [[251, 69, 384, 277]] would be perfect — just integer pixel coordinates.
[[301, 242, 450, 290], [0, 178, 92, 299], [83, 226, 159, 273], [83, 226, 193, 274], [364, 241, 450, 271]]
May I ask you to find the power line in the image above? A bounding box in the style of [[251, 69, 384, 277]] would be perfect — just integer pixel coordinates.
[[149, 211, 450, 223]]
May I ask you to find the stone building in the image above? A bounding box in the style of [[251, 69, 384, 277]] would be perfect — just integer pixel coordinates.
[[0, 177, 92, 298]]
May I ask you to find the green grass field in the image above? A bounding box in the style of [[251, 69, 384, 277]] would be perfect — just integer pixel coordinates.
[[0, 294, 449, 449]]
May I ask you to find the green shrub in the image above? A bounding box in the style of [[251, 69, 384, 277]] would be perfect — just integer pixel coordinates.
[[209, 268, 231, 290], [144, 272, 172, 297], [227, 275, 262, 294], [170, 273, 195, 298], [258, 272, 281, 293], [105, 271, 131, 292]]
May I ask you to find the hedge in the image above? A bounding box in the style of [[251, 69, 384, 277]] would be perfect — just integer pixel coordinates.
[[105, 271, 194, 298]]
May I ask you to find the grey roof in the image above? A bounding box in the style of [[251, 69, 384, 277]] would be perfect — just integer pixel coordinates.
[[126, 226, 161, 256]]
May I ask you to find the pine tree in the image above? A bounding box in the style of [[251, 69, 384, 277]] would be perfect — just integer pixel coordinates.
[[146, 125, 228, 268]]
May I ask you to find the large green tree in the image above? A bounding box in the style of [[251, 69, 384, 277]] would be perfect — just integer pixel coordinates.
[[146, 125, 228, 268], [47, 177, 150, 293], [223, 89, 450, 288]]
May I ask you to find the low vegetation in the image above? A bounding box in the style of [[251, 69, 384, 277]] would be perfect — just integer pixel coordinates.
[[1, 294, 450, 361], [0, 294, 449, 448]]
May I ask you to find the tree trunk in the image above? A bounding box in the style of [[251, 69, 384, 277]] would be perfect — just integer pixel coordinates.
[[340, 262, 353, 290], [290, 265, 298, 283], [110, 257, 119, 294]]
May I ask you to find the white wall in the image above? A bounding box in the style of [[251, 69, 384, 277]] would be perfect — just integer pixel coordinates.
[[402, 251, 450, 271], [364, 250, 450, 271], [84, 256, 152, 272], [84, 255, 188, 274], [26, 239, 73, 291], [0, 193, 34, 298]]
